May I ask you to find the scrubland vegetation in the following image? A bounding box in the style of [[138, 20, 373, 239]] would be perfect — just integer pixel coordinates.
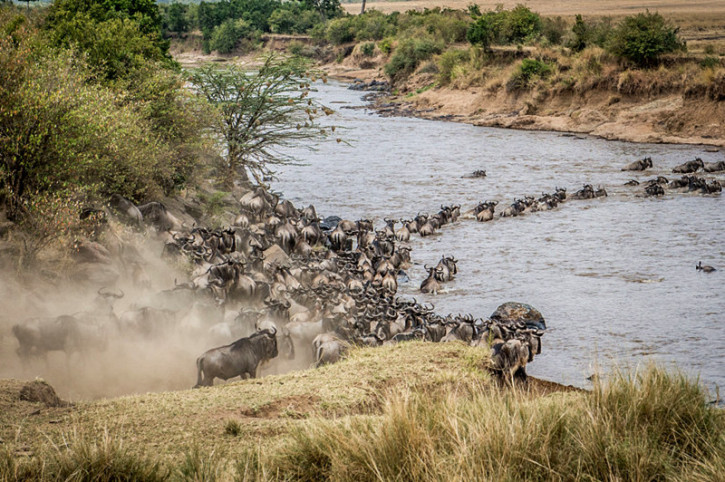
[[1, 343, 723, 481], [0, 1, 327, 269]]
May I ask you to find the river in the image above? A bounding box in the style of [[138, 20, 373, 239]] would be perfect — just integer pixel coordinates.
[[273, 80, 725, 393]]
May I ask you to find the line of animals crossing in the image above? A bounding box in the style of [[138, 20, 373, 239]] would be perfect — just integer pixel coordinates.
[[11, 155, 719, 390]]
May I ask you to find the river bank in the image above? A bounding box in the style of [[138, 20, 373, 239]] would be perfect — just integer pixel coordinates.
[[322, 59, 725, 147], [171, 39, 725, 148]]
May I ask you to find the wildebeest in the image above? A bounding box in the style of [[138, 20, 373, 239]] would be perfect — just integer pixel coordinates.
[[696, 261, 716, 273], [13, 315, 108, 362], [645, 184, 665, 197], [313, 333, 349, 367], [703, 160, 725, 173], [672, 158, 704, 174], [435, 256, 458, 282], [194, 329, 278, 387], [621, 157, 653, 171], [108, 194, 143, 227], [490, 338, 530, 384], [137, 202, 181, 232], [420, 265, 443, 294]]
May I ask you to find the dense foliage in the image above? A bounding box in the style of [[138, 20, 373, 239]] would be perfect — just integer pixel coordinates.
[[160, 0, 341, 53], [0, 5, 213, 245], [606, 11, 685, 66]]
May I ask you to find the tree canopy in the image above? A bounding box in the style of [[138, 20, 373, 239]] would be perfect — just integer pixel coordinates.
[[189, 56, 335, 187]]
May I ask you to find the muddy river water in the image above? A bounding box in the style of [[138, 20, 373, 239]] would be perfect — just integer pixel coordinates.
[[274, 81, 725, 392]]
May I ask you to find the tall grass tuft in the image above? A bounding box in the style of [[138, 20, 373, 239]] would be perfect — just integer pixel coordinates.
[[0, 430, 168, 482], [267, 364, 725, 481], [178, 445, 227, 481], [47, 430, 169, 482]]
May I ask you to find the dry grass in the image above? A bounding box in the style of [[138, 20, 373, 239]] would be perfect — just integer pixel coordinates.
[[262, 364, 725, 481], [0, 343, 492, 478], [1, 344, 722, 481]]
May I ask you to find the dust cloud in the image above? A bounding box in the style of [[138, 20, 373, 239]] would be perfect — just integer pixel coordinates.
[[0, 234, 311, 401]]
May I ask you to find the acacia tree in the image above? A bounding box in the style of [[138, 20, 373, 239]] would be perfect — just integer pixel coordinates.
[[189, 55, 335, 187]]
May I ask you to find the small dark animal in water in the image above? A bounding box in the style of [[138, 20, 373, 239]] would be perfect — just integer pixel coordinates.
[[696, 261, 716, 273], [645, 184, 665, 197], [624, 179, 640, 186], [463, 170, 487, 179], [672, 158, 704, 174], [621, 157, 653, 171], [703, 160, 725, 173]]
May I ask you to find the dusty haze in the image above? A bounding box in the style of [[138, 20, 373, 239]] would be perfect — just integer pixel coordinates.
[[0, 234, 310, 401]]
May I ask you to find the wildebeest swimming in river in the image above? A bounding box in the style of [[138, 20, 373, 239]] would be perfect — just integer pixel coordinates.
[[194, 328, 278, 387], [621, 157, 653, 171]]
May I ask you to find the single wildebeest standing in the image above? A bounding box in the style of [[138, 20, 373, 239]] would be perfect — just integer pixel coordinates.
[[490, 338, 530, 385], [194, 329, 278, 387]]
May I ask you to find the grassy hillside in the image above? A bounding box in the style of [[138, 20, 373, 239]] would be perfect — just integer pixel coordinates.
[[2, 342, 723, 481]]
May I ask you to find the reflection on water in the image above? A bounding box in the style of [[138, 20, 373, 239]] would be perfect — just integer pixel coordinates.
[[274, 81, 725, 392]]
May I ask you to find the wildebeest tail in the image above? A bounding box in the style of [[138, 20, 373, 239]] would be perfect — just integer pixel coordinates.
[[315, 344, 325, 368]]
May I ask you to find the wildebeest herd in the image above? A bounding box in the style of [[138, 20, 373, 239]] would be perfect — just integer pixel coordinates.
[[9, 154, 721, 392]]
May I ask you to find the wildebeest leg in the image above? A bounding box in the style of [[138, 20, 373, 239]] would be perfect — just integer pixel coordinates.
[[194, 357, 207, 388], [513, 366, 528, 384]]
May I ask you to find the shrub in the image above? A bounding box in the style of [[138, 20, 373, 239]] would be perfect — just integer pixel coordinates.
[[360, 41, 375, 57], [210, 18, 255, 54], [468, 4, 542, 47], [606, 11, 685, 67], [567, 14, 615, 52], [269, 7, 321, 34], [541, 16, 566, 45], [466, 15, 492, 50], [378, 38, 393, 55], [507, 58, 552, 90], [700, 56, 721, 69], [384, 37, 444, 81], [504, 4, 541, 44], [351, 10, 396, 41], [438, 48, 470, 85], [325, 16, 354, 44]]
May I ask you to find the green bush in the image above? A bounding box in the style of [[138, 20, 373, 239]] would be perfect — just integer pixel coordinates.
[[384, 37, 444, 81], [351, 10, 396, 41], [46, 0, 172, 81], [567, 14, 614, 52], [378, 38, 393, 55], [360, 41, 375, 57], [269, 7, 321, 34], [606, 11, 685, 67], [438, 48, 470, 84], [0, 12, 212, 223], [504, 4, 541, 44], [507, 58, 552, 90], [541, 16, 566, 45], [468, 4, 542, 47], [466, 15, 492, 50], [325, 16, 354, 44], [210, 18, 255, 54], [701, 56, 721, 69]]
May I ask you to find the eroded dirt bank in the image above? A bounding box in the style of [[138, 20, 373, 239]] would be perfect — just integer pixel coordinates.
[[323, 62, 725, 147]]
